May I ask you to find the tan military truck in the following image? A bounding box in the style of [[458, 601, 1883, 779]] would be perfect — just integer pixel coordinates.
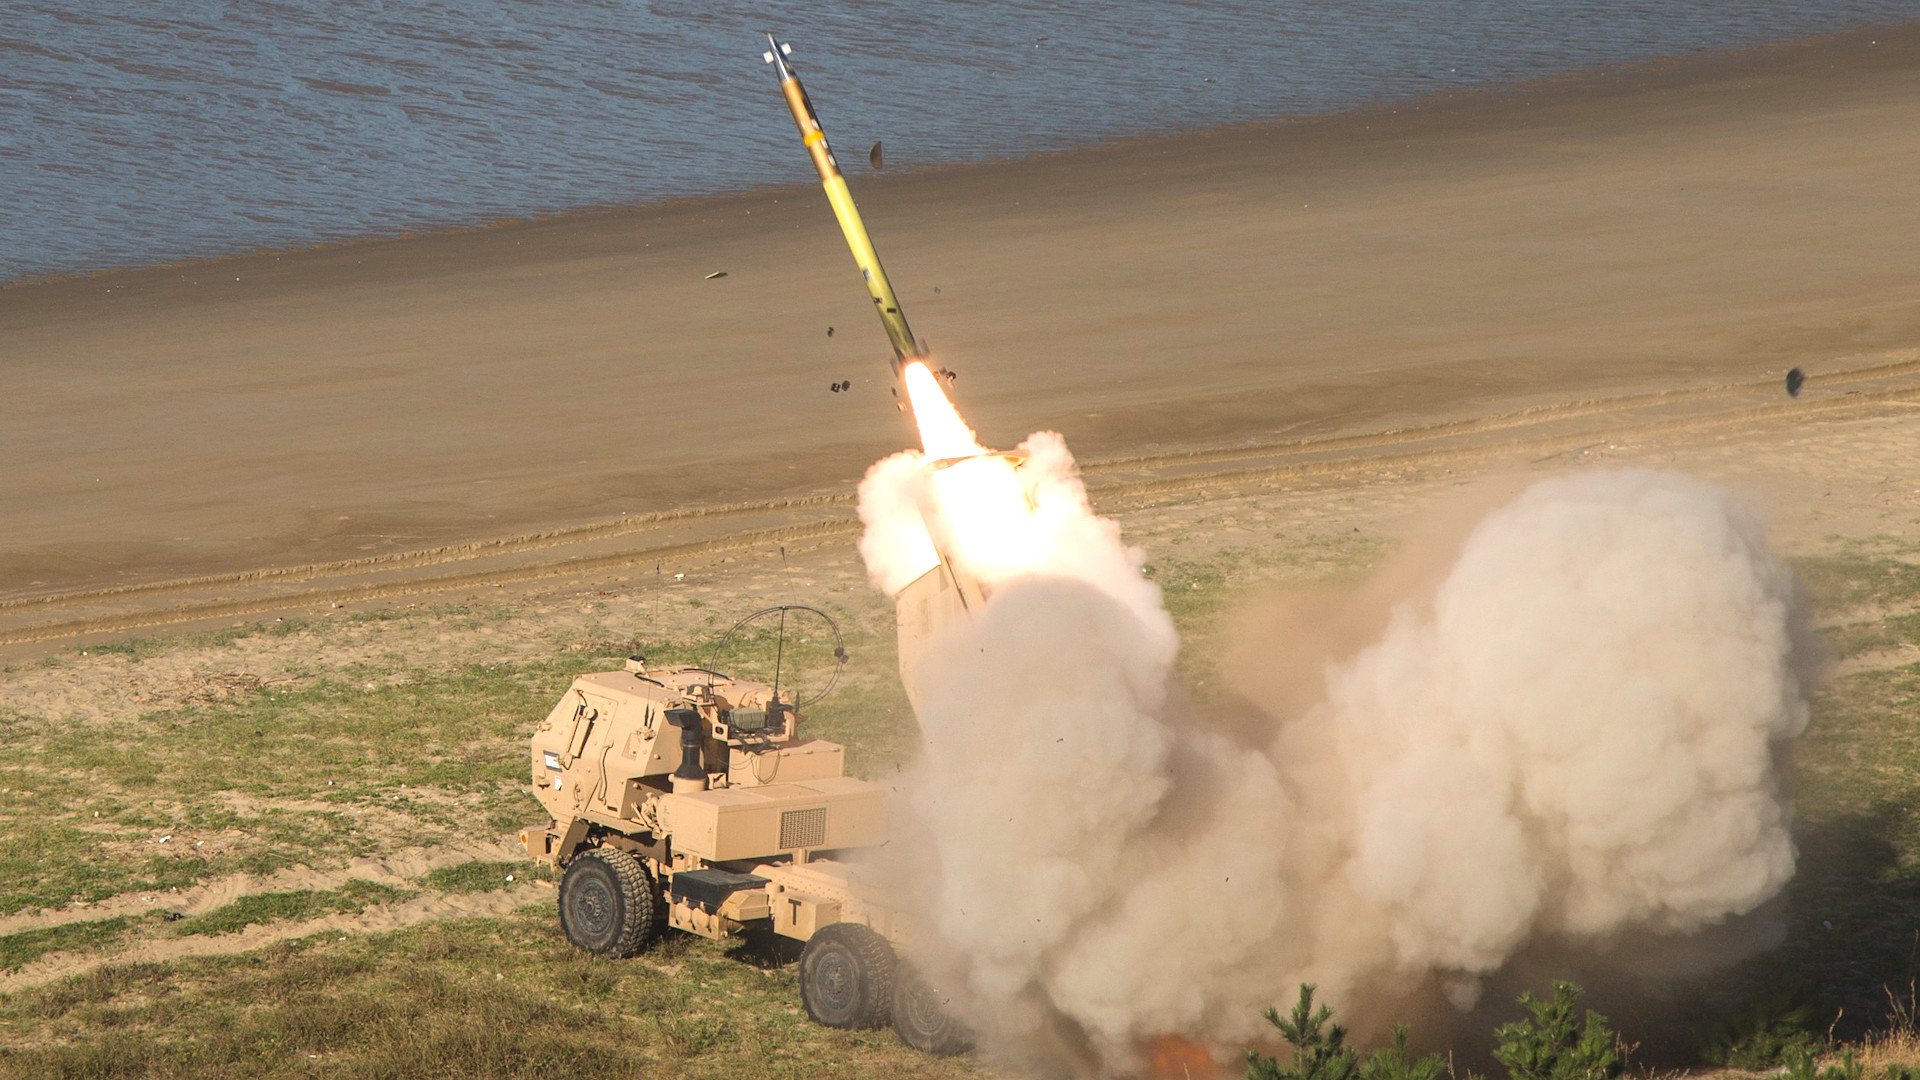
[[520, 608, 968, 1054]]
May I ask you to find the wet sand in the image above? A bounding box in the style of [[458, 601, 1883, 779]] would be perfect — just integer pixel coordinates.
[[4, 22, 1919, 602]]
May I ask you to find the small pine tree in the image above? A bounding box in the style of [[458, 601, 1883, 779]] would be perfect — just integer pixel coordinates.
[[1246, 986, 1446, 1080], [1359, 1024, 1448, 1080], [1491, 983, 1624, 1080], [1247, 985, 1360, 1080]]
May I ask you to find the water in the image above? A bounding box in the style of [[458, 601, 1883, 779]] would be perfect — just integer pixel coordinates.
[[4, 0, 1916, 283]]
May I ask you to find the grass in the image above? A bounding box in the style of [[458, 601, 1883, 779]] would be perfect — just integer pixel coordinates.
[[0, 917, 137, 972], [1792, 550, 1920, 622], [0, 660, 584, 916], [0, 907, 980, 1080], [422, 859, 551, 894], [81, 619, 310, 661], [8, 540, 1920, 1074], [1825, 611, 1920, 662], [176, 880, 413, 937]]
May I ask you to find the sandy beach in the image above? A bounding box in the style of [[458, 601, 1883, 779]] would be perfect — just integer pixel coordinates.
[[3, 22, 1919, 633]]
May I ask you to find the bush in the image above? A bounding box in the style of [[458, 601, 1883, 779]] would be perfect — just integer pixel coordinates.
[[1492, 982, 1624, 1080], [1704, 997, 1821, 1069], [1786, 1048, 1864, 1080]]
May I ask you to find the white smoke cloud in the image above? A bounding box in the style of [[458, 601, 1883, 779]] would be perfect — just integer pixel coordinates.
[[857, 448, 942, 596], [1323, 471, 1807, 977], [858, 450, 1811, 1072]]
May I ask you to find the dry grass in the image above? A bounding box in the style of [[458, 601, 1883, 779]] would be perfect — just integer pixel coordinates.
[[0, 906, 982, 1079], [1858, 1030, 1920, 1078]]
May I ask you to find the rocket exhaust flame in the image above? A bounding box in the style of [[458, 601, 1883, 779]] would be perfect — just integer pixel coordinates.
[[903, 360, 982, 460], [1147, 1034, 1224, 1080], [900, 360, 1046, 585]]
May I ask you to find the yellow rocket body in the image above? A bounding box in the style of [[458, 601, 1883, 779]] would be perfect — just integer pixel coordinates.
[[766, 36, 923, 373]]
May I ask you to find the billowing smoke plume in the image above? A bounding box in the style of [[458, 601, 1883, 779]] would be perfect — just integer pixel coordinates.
[[859, 439, 1810, 1072]]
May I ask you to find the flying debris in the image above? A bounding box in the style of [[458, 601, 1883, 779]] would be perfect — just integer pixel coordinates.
[[870, 141, 884, 170], [704, 270, 728, 280], [1786, 367, 1806, 397], [764, 34, 927, 380]]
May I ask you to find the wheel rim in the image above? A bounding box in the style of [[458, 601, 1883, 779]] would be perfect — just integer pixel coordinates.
[[899, 975, 944, 1035], [568, 869, 617, 942], [813, 947, 858, 1016]]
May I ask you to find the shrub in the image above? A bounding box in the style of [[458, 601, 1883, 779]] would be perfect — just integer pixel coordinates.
[[1786, 1048, 1864, 1080], [1492, 982, 1624, 1080], [1704, 997, 1821, 1069]]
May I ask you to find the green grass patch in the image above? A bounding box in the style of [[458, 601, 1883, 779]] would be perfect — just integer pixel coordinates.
[[1791, 553, 1920, 621], [0, 659, 600, 915], [177, 880, 412, 937], [421, 860, 549, 894], [0, 916, 135, 971], [81, 618, 309, 661]]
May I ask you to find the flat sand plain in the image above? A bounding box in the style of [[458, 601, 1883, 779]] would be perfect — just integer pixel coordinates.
[[4, 23, 1920, 626]]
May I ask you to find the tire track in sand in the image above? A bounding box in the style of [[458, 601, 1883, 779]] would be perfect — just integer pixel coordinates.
[[0, 839, 524, 938], [0, 882, 549, 994]]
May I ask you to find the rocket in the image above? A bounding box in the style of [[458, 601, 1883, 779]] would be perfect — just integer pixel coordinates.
[[763, 34, 926, 377]]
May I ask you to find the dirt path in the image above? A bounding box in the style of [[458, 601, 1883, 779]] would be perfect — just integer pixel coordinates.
[[0, 839, 524, 939]]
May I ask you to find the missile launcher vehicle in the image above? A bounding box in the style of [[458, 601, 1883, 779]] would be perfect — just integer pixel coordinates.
[[521, 610, 969, 1054]]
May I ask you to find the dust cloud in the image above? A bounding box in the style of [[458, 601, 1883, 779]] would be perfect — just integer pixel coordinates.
[[858, 440, 1812, 1074]]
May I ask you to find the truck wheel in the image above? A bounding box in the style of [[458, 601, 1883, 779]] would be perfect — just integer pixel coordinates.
[[892, 963, 973, 1055], [798, 923, 894, 1029], [558, 846, 656, 958]]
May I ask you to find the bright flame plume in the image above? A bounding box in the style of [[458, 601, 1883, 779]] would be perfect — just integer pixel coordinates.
[[898, 361, 1048, 581], [903, 361, 984, 460]]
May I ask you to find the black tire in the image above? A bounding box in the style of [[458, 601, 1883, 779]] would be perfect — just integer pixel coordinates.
[[892, 962, 974, 1056], [557, 846, 657, 958], [798, 923, 895, 1030]]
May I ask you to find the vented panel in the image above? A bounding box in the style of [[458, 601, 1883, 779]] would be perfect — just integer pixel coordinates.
[[779, 807, 827, 850]]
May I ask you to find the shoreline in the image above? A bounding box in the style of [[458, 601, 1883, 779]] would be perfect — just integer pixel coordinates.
[[3, 19, 1919, 601], [5, 19, 1916, 293]]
